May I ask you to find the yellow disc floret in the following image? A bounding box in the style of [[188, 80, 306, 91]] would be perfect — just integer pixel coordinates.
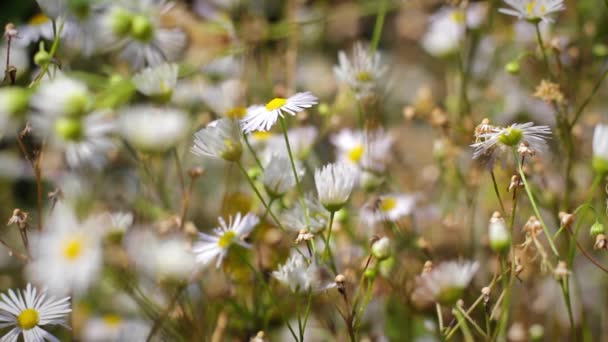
[[265, 98, 287, 111], [62, 238, 84, 260], [218, 231, 236, 248], [380, 197, 397, 212], [17, 308, 39, 330], [347, 145, 364, 162]]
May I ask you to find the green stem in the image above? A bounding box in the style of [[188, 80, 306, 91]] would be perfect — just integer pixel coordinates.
[[243, 132, 264, 171], [534, 22, 553, 80], [490, 170, 506, 216], [370, 0, 388, 54], [324, 211, 337, 274], [514, 149, 560, 256], [571, 68, 608, 127], [560, 278, 576, 337], [453, 308, 475, 342], [30, 19, 64, 87]]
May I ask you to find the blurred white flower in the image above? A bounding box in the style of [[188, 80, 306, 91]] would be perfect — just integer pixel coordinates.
[[132, 63, 179, 100], [499, 0, 565, 23], [27, 203, 103, 296], [82, 315, 151, 342], [282, 195, 329, 233], [15, 14, 55, 47], [331, 128, 393, 172], [334, 42, 387, 98], [1, 43, 30, 78], [241, 92, 318, 133], [191, 118, 242, 162], [411, 261, 479, 307], [30, 77, 91, 117], [592, 124, 608, 173], [272, 253, 335, 293], [361, 193, 416, 224], [192, 213, 259, 268], [471, 122, 551, 160], [199, 79, 246, 118], [263, 125, 318, 161], [0, 283, 71, 341], [119, 106, 188, 153], [262, 154, 305, 198], [314, 162, 358, 212]]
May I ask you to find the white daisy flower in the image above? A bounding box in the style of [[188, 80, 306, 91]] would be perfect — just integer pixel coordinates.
[[192, 213, 259, 268], [262, 154, 305, 198], [191, 118, 243, 162], [14, 14, 56, 47], [411, 261, 479, 307], [125, 229, 196, 281], [281, 195, 330, 234], [330, 128, 393, 172], [82, 315, 151, 342], [333, 42, 387, 98], [361, 193, 416, 224], [101, 0, 187, 70], [314, 162, 358, 212], [30, 77, 91, 117], [31, 110, 115, 169], [132, 63, 179, 101], [0, 283, 71, 341], [119, 105, 188, 153], [272, 253, 336, 293], [592, 124, 608, 174], [240, 92, 318, 133], [499, 0, 565, 23], [97, 211, 133, 242], [26, 203, 103, 296], [471, 122, 551, 160]]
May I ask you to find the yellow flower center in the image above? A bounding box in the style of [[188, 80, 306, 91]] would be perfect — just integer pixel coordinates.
[[356, 71, 373, 82], [450, 11, 465, 24], [526, 1, 545, 16], [379, 197, 397, 212], [265, 98, 287, 111], [218, 231, 236, 248], [251, 131, 273, 141], [17, 308, 39, 330], [29, 13, 50, 25], [226, 107, 247, 119], [62, 237, 84, 260], [347, 145, 364, 162], [103, 314, 123, 327]]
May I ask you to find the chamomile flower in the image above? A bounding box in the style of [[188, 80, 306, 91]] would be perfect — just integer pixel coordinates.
[[411, 261, 479, 307], [331, 129, 393, 172], [314, 162, 358, 212], [132, 63, 179, 101], [272, 253, 336, 293], [361, 193, 416, 224], [262, 154, 305, 198], [499, 0, 565, 23], [191, 118, 243, 162], [82, 315, 151, 342], [0, 283, 71, 342], [592, 124, 608, 173], [119, 106, 188, 153], [281, 195, 330, 233], [30, 110, 116, 169], [30, 77, 91, 117], [240, 92, 318, 133], [26, 203, 103, 296], [192, 213, 259, 268], [471, 122, 551, 161], [334, 42, 387, 98]]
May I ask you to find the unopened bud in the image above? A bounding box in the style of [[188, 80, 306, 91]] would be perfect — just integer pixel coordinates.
[[371, 236, 391, 260], [553, 261, 570, 280], [505, 60, 520, 74], [558, 212, 574, 228], [590, 221, 605, 236], [489, 211, 510, 253], [188, 167, 205, 179]]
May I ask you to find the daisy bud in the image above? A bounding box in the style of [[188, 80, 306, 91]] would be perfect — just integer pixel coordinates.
[[590, 221, 605, 236], [188, 167, 205, 179], [34, 45, 52, 67], [130, 15, 154, 42], [592, 124, 608, 174], [314, 162, 358, 212], [592, 44, 608, 57], [364, 267, 377, 280], [558, 211, 575, 228], [4, 23, 18, 39], [505, 60, 520, 74], [481, 286, 491, 304], [371, 236, 391, 260], [594, 234, 607, 250], [109, 7, 133, 37], [508, 175, 523, 192], [489, 211, 510, 253]]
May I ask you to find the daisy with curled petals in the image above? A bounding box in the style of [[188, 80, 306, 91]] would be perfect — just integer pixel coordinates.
[[240, 92, 318, 133], [471, 122, 551, 162], [0, 283, 71, 342], [192, 213, 259, 268], [499, 0, 565, 23]]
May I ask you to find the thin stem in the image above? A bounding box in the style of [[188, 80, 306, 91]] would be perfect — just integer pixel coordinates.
[[145, 285, 186, 341], [243, 132, 264, 171], [456, 305, 489, 340], [436, 304, 444, 333], [490, 170, 506, 215], [571, 67, 608, 127], [370, 0, 388, 54], [323, 211, 337, 274], [0, 238, 28, 262], [172, 148, 185, 194], [560, 278, 576, 336], [453, 308, 475, 342], [236, 160, 287, 231], [534, 22, 553, 79], [514, 149, 560, 256]]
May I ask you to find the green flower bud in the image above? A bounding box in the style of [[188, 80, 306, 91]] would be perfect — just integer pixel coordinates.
[[110, 8, 133, 37], [34, 49, 52, 67], [318, 103, 330, 116], [529, 324, 544, 342], [505, 60, 520, 74], [130, 15, 154, 42], [247, 166, 263, 181], [363, 268, 377, 280], [64, 92, 90, 117], [498, 127, 523, 147], [54, 117, 84, 141], [590, 221, 605, 237], [489, 212, 510, 253]]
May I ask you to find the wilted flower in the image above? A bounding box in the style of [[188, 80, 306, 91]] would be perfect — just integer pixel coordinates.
[[499, 0, 565, 23], [191, 118, 243, 162], [240, 92, 318, 133], [314, 162, 358, 212], [192, 213, 259, 268], [411, 261, 479, 307], [119, 106, 188, 153], [0, 283, 71, 341]]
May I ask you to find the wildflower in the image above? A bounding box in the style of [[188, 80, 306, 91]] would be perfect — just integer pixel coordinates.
[[272, 253, 336, 293], [499, 0, 565, 23], [281, 195, 330, 233], [262, 154, 305, 198], [411, 261, 479, 307], [30, 77, 91, 117], [471, 122, 551, 161], [533, 80, 565, 104], [371, 236, 391, 260], [26, 203, 103, 296], [489, 211, 510, 252], [331, 128, 393, 172], [240, 92, 318, 133], [192, 213, 259, 268], [361, 193, 416, 224], [314, 162, 358, 212], [132, 62, 179, 101], [119, 106, 188, 153], [82, 315, 151, 342], [592, 124, 608, 174], [191, 118, 243, 162], [30, 109, 115, 169], [0, 283, 71, 341], [333, 42, 387, 98]]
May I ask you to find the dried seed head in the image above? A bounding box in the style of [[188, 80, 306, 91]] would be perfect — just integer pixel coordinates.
[[188, 167, 205, 179], [594, 234, 607, 250], [558, 212, 575, 228], [508, 175, 523, 192], [4, 23, 18, 39], [7, 209, 28, 229], [533, 80, 565, 105], [335, 274, 345, 284], [295, 230, 314, 244], [517, 142, 536, 157], [553, 261, 570, 280], [523, 216, 542, 237]]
